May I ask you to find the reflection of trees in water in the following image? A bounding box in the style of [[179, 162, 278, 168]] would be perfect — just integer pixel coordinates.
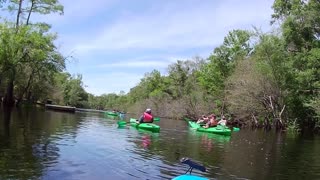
[[0, 107, 42, 179], [0, 107, 84, 180], [220, 130, 320, 179], [265, 134, 320, 179]]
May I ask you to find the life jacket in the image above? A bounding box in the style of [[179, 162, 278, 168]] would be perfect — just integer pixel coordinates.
[[143, 112, 153, 122]]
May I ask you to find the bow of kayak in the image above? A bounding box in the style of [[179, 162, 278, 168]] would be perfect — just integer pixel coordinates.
[[188, 121, 201, 129], [172, 175, 208, 180], [105, 111, 118, 116]]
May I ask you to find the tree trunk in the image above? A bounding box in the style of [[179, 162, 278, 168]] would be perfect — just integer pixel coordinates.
[[26, 0, 35, 25], [27, 90, 32, 101], [16, 0, 23, 28], [3, 80, 15, 107], [251, 113, 258, 128], [19, 71, 34, 101]]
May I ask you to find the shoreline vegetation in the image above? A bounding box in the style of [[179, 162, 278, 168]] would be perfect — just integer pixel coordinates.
[[0, 0, 319, 133]]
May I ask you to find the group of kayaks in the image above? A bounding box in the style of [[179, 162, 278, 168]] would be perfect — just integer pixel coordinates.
[[114, 115, 240, 136], [112, 115, 240, 180]]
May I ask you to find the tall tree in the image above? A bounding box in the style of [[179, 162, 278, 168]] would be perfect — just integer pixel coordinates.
[[198, 29, 252, 96], [1, 0, 64, 107]]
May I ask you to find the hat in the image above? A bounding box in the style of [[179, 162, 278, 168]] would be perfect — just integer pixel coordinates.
[[146, 108, 151, 112]]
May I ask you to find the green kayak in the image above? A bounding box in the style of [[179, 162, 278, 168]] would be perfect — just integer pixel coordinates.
[[117, 121, 127, 127], [154, 117, 160, 121], [188, 120, 231, 136], [130, 118, 160, 133], [106, 111, 118, 116]]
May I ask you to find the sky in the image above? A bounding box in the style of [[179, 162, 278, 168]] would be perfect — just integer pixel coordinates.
[[3, 0, 275, 96]]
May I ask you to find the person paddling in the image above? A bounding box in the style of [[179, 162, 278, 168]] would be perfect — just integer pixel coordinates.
[[217, 115, 227, 126], [204, 114, 218, 128], [137, 108, 154, 124], [197, 115, 209, 124]]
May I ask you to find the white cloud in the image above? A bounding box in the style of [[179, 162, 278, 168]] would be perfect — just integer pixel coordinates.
[[96, 54, 191, 69], [72, 0, 273, 54]]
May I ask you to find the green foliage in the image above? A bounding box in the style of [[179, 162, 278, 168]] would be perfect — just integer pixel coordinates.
[[286, 119, 301, 135], [198, 29, 252, 96], [50, 73, 88, 108], [0, 22, 65, 104], [0, 0, 65, 106], [272, 0, 320, 50]]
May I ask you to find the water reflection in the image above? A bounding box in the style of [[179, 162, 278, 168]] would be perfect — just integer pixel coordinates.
[[0, 107, 84, 180], [0, 107, 43, 180], [0, 108, 319, 180]]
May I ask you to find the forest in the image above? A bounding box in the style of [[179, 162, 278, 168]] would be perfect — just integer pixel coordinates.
[[0, 0, 319, 132]]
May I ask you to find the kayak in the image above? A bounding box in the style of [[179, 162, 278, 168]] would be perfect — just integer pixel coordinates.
[[106, 111, 118, 116], [197, 126, 232, 136], [188, 121, 232, 136], [154, 117, 160, 121], [130, 118, 160, 133], [117, 120, 127, 126], [172, 175, 208, 180], [186, 117, 240, 132]]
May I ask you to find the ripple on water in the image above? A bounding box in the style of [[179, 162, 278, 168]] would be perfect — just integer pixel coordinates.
[[2, 111, 320, 180]]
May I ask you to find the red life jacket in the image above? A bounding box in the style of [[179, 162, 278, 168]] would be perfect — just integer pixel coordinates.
[[143, 112, 153, 122]]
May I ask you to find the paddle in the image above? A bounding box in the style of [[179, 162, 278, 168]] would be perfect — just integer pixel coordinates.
[[180, 157, 206, 173], [117, 118, 138, 126], [171, 157, 208, 180]]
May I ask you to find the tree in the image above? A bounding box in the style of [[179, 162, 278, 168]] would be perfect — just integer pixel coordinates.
[[0, 0, 64, 107], [271, 0, 320, 129], [198, 29, 253, 96]]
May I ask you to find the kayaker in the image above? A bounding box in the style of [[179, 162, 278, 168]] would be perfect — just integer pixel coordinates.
[[218, 115, 227, 126], [203, 114, 218, 128], [137, 108, 154, 124], [197, 115, 209, 124]]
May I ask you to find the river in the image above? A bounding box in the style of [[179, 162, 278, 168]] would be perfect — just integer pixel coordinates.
[[0, 107, 319, 180]]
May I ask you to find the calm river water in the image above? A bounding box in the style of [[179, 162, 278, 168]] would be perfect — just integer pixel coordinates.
[[0, 107, 319, 180]]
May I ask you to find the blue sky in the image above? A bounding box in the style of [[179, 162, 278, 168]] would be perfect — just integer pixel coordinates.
[[4, 0, 275, 95]]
